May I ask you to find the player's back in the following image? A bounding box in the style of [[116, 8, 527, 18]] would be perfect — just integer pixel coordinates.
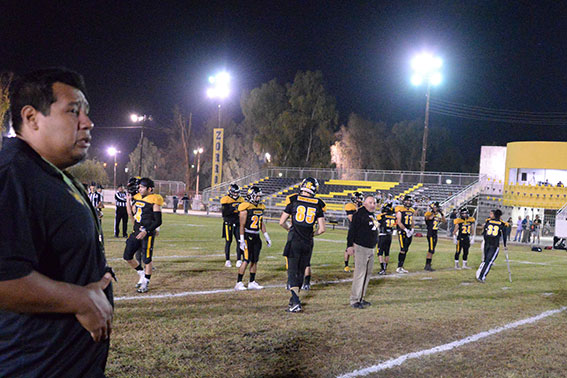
[[285, 193, 326, 240]]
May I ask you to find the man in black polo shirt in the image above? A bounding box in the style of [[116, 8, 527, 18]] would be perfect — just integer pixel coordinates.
[[346, 195, 378, 309], [0, 68, 113, 377]]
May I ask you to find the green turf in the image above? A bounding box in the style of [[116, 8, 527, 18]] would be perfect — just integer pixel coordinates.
[[101, 209, 567, 377]]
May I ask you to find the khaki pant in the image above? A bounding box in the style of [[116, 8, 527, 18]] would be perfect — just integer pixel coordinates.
[[350, 244, 375, 305]]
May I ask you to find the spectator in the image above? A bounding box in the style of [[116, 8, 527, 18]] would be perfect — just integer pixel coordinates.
[[181, 193, 190, 214], [521, 216, 531, 243], [172, 194, 179, 213], [532, 214, 542, 245], [506, 217, 513, 242], [557, 181, 564, 187], [514, 216, 523, 242]]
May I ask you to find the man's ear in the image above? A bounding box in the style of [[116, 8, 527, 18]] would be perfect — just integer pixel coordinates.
[[21, 105, 40, 131]]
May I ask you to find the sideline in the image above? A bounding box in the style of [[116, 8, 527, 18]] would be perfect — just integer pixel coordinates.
[[337, 306, 567, 377]]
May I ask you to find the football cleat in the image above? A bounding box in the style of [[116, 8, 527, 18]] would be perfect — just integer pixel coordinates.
[[136, 278, 149, 293], [462, 261, 471, 269], [476, 277, 485, 283], [344, 266, 351, 273], [248, 281, 264, 290], [234, 282, 247, 291], [396, 267, 409, 274], [135, 270, 145, 288], [288, 303, 302, 313], [455, 261, 461, 270], [424, 264, 435, 272], [301, 283, 311, 291], [225, 260, 232, 268], [378, 269, 386, 275], [236, 260, 242, 268]]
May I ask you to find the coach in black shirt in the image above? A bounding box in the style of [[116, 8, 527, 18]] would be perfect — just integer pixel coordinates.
[[0, 69, 113, 377], [115, 184, 128, 237], [346, 195, 379, 309]]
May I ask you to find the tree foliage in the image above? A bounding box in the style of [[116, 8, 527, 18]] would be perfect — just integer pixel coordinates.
[[126, 137, 165, 179], [0, 72, 13, 150], [67, 159, 109, 186], [241, 71, 338, 167]]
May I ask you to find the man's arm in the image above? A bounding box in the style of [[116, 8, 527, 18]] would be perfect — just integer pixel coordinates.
[[126, 193, 134, 222], [396, 211, 407, 231], [136, 204, 162, 240], [0, 271, 113, 342], [239, 211, 247, 236], [279, 212, 290, 231], [315, 216, 326, 236]]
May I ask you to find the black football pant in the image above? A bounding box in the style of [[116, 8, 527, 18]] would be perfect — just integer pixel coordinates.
[[455, 236, 470, 261], [115, 207, 128, 237], [284, 233, 313, 289], [476, 244, 499, 281], [223, 222, 242, 261]]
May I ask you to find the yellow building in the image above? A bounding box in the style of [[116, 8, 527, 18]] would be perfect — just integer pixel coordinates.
[[502, 142, 567, 209]]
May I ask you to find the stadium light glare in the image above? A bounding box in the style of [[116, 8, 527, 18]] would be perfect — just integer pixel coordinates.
[[411, 52, 444, 175], [278, 172, 283, 177], [264, 152, 271, 162], [446, 179, 452, 184], [107, 147, 118, 156]]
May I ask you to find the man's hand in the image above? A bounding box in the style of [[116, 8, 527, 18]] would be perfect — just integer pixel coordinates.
[[346, 246, 355, 256], [75, 273, 113, 342], [239, 235, 247, 252], [264, 232, 272, 247], [136, 230, 147, 240], [405, 229, 413, 238], [453, 235, 458, 245]]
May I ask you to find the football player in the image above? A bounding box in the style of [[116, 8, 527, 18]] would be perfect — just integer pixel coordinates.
[[476, 209, 508, 282], [343, 191, 363, 272], [234, 186, 271, 290], [123, 177, 163, 293], [221, 184, 244, 267], [279, 178, 326, 312], [395, 195, 415, 273], [377, 202, 396, 275], [423, 202, 446, 271], [453, 208, 475, 269]]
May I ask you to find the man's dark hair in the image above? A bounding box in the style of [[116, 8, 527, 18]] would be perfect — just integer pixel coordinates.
[[9, 68, 87, 134], [494, 209, 503, 219]]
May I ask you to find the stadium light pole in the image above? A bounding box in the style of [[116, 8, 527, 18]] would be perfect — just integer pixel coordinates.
[[193, 147, 204, 197], [107, 147, 120, 190], [207, 71, 230, 129], [411, 53, 443, 175], [130, 113, 152, 176]]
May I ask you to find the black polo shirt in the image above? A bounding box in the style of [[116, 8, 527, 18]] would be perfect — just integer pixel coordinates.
[[0, 138, 113, 377], [347, 206, 379, 249]]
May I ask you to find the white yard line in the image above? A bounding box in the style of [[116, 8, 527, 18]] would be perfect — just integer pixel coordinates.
[[337, 306, 567, 378]]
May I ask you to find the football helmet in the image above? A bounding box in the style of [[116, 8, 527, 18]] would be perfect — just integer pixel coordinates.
[[351, 191, 364, 205], [138, 177, 155, 189], [228, 184, 240, 199], [403, 195, 412, 208], [246, 186, 263, 205], [459, 208, 469, 218], [300, 177, 319, 196], [382, 202, 394, 214], [429, 201, 440, 211], [127, 177, 140, 195]]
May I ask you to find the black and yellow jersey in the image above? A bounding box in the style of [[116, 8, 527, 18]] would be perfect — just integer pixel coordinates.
[[238, 201, 266, 234], [132, 193, 164, 231], [454, 217, 476, 238], [221, 195, 244, 223], [395, 205, 415, 230], [424, 211, 444, 235], [376, 213, 396, 235], [284, 193, 326, 241], [482, 219, 508, 247], [344, 202, 358, 216]]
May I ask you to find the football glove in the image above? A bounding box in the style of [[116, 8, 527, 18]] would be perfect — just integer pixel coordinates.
[[264, 232, 272, 247], [239, 235, 246, 252]]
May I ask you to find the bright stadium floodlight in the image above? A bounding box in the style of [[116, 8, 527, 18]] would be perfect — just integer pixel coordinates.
[[107, 147, 120, 189], [207, 70, 232, 134], [264, 152, 271, 163], [411, 52, 444, 176]]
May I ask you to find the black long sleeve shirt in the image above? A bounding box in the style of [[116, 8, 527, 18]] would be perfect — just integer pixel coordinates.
[[347, 206, 379, 249]]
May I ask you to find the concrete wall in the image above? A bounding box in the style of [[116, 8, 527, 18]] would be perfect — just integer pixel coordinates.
[[479, 146, 507, 182]]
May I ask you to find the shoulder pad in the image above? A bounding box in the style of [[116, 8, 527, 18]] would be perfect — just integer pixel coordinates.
[[238, 202, 251, 212], [149, 194, 164, 206], [284, 193, 298, 206], [345, 203, 357, 211], [133, 193, 143, 201], [220, 196, 232, 204]]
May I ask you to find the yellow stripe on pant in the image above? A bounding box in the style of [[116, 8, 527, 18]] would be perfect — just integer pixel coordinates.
[[146, 236, 153, 258], [225, 225, 229, 241], [244, 240, 249, 260], [429, 237, 433, 251], [399, 234, 404, 249]]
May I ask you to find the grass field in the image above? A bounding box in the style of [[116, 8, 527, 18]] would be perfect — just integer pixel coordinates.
[[101, 209, 567, 377]]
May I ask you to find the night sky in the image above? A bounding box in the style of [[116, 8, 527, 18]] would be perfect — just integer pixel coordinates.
[[2, 1, 567, 171]]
